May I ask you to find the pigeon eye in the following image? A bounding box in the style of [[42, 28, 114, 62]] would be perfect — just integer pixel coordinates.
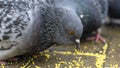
[[68, 31, 75, 35]]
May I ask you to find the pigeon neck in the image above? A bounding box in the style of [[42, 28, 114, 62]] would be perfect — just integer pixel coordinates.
[[40, 6, 66, 44]]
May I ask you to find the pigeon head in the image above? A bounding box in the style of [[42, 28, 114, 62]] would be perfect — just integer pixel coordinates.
[[46, 7, 83, 49]]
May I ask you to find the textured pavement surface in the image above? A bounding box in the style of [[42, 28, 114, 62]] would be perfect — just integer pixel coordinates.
[[0, 26, 120, 68]]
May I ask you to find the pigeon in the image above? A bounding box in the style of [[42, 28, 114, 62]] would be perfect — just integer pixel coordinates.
[[81, 0, 108, 43], [45, 0, 108, 43], [71, 0, 108, 42], [0, 0, 83, 61], [108, 0, 120, 26]]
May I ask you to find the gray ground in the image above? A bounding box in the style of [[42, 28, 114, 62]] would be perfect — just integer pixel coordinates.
[[0, 26, 120, 68]]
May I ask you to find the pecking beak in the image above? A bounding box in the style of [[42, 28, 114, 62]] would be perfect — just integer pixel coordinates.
[[74, 39, 81, 50]]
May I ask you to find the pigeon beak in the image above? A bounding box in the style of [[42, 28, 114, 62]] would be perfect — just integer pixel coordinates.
[[75, 39, 81, 50]]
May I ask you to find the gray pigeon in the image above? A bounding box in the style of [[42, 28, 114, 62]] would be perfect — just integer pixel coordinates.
[[0, 0, 83, 61]]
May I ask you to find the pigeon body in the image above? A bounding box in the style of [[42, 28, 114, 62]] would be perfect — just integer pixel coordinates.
[[0, 0, 83, 60], [79, 0, 108, 38], [78, 0, 108, 41]]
